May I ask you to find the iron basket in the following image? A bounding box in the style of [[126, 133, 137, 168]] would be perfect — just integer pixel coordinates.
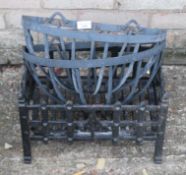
[[19, 12, 168, 163]]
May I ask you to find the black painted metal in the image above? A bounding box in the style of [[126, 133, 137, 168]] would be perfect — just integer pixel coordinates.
[[19, 12, 168, 164]]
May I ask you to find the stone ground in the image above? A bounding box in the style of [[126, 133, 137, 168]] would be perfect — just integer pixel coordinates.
[[0, 65, 186, 175]]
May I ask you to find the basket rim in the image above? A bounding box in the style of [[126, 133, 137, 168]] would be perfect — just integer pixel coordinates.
[[22, 13, 166, 44]]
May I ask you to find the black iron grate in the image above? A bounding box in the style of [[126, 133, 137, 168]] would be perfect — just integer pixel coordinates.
[[19, 12, 168, 164]]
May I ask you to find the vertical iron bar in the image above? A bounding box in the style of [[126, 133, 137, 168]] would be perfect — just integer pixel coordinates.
[[106, 66, 113, 104], [154, 94, 168, 164], [148, 84, 158, 132], [89, 112, 96, 139], [136, 106, 145, 145], [19, 98, 31, 163], [112, 102, 122, 144], [66, 101, 74, 143], [88, 41, 96, 89], [41, 104, 49, 143], [93, 42, 109, 95]]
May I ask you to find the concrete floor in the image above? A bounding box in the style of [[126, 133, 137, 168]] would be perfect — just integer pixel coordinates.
[[0, 66, 186, 175]]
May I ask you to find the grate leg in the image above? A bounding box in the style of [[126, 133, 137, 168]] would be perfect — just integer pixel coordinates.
[[154, 94, 168, 164], [19, 98, 31, 164]]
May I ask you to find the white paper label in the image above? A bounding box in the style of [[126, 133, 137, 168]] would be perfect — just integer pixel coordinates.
[[77, 21, 92, 30], [146, 70, 150, 75]]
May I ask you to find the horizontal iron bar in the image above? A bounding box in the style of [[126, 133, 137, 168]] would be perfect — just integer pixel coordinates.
[[23, 42, 165, 69], [29, 120, 160, 127], [30, 42, 152, 53], [30, 132, 157, 141], [20, 104, 162, 111]]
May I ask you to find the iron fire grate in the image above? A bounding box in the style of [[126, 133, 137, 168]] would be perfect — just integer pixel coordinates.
[[19, 12, 168, 163]]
